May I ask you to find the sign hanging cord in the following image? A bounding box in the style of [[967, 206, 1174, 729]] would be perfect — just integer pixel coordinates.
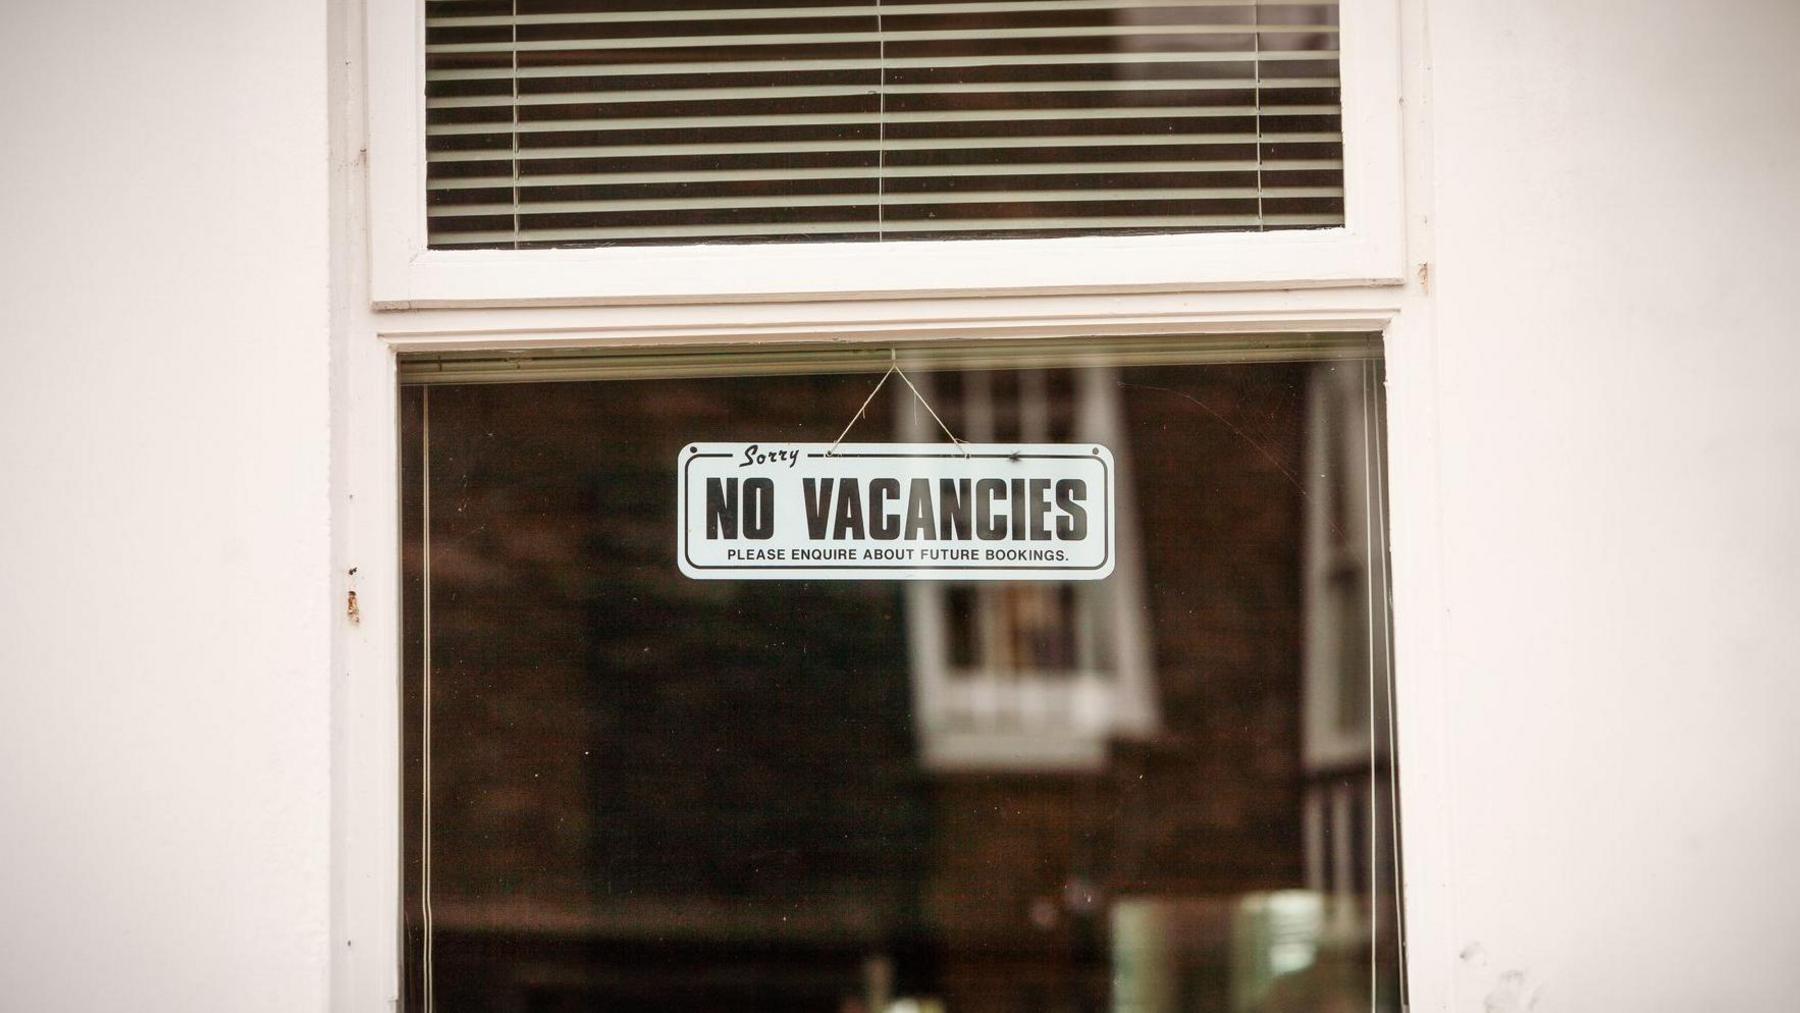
[[828, 352, 969, 457]]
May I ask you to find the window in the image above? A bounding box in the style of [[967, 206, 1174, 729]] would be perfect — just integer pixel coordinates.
[[397, 341, 1403, 1011], [343, 2, 1416, 1007], [422, 0, 1344, 249], [365, 0, 1402, 303]]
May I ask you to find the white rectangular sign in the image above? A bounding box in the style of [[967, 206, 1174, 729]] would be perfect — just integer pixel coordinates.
[[678, 442, 1115, 581]]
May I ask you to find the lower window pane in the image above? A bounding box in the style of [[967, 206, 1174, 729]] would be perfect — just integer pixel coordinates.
[[401, 351, 1400, 1012]]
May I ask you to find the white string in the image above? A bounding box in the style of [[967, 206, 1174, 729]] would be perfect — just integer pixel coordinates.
[[509, 0, 520, 249], [875, 0, 887, 239], [827, 355, 969, 456], [894, 368, 968, 455], [828, 367, 894, 453], [1252, 0, 1265, 231]]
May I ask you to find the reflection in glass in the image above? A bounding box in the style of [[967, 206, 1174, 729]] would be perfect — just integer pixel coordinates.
[[401, 354, 1398, 1011], [903, 367, 1155, 773]]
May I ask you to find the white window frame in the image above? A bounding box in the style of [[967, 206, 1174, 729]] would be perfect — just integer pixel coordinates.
[[365, 0, 1404, 308], [333, 0, 1456, 1009]]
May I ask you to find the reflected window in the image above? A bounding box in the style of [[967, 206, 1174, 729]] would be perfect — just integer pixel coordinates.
[[903, 367, 1157, 770], [1300, 360, 1398, 1004]]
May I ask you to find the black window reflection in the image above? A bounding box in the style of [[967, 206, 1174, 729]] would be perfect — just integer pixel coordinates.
[[402, 357, 1399, 1012]]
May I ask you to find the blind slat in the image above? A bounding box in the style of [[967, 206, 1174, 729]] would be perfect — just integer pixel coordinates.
[[426, 159, 1343, 190], [431, 0, 1336, 28], [430, 187, 1344, 217], [428, 106, 1341, 136], [429, 24, 1336, 57], [427, 49, 1340, 83], [428, 77, 1339, 109], [428, 132, 1343, 163], [433, 213, 1343, 244]]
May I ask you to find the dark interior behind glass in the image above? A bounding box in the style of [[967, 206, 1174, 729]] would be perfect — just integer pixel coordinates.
[[401, 351, 1398, 1011]]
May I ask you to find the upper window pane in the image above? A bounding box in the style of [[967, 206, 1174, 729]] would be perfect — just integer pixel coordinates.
[[424, 0, 1344, 249]]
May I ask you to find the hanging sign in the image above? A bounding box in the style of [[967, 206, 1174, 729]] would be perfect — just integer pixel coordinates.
[[678, 442, 1115, 581]]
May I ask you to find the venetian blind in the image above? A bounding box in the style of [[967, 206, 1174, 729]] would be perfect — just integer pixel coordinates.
[[425, 0, 1343, 248]]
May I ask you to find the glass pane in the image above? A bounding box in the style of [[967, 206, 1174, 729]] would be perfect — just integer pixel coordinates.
[[401, 352, 1399, 1011]]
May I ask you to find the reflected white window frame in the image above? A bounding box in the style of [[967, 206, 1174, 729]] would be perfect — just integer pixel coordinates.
[[363, 0, 1403, 307], [1302, 359, 1389, 771], [1297, 359, 1396, 975], [900, 365, 1158, 770]]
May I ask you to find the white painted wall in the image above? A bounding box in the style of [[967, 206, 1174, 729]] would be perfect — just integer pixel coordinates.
[[0, 2, 332, 1011], [1423, 0, 1800, 1009]]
